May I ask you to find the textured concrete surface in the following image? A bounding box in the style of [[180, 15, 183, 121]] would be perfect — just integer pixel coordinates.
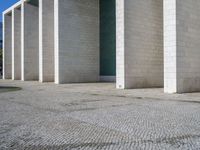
[[54, 0, 99, 84], [176, 0, 200, 93], [3, 13, 12, 79], [12, 8, 21, 80], [116, 0, 163, 89], [1, 80, 200, 150], [39, 0, 54, 82], [164, 0, 200, 93], [21, 2, 39, 81]]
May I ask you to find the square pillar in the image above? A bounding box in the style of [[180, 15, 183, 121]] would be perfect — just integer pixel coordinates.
[[116, 0, 163, 89], [164, 0, 177, 93], [12, 7, 21, 80], [39, 0, 54, 82], [54, 0, 99, 84], [164, 0, 200, 93], [21, 2, 39, 81], [3, 12, 12, 79]]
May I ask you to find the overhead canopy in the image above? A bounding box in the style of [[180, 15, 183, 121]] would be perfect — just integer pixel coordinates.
[[26, 0, 39, 7]]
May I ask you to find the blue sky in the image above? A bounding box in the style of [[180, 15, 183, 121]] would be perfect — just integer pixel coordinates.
[[0, 0, 19, 22]]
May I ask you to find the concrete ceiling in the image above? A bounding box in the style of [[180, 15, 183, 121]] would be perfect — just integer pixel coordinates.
[[26, 0, 39, 7]]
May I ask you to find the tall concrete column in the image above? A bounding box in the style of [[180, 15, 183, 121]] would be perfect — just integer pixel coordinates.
[[54, 0, 99, 84], [116, 0, 125, 88], [164, 0, 200, 93], [39, 0, 54, 82], [3, 13, 12, 79], [21, 2, 39, 81], [116, 0, 163, 89], [12, 8, 21, 80], [164, 0, 177, 93]]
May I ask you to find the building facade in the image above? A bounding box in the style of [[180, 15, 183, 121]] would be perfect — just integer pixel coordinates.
[[2, 0, 200, 93]]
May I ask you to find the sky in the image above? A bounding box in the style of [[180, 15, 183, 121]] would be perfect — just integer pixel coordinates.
[[0, 0, 19, 22]]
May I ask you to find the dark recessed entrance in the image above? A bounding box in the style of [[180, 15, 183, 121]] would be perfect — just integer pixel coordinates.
[[100, 0, 116, 80]]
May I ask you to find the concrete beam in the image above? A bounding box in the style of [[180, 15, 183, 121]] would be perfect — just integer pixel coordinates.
[[3, 12, 12, 79], [116, 0, 163, 89], [21, 2, 39, 81], [39, 0, 54, 82], [12, 7, 21, 80], [54, 0, 99, 84], [3, 1, 22, 15]]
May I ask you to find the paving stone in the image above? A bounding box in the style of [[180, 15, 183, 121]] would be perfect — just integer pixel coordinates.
[[0, 80, 200, 150]]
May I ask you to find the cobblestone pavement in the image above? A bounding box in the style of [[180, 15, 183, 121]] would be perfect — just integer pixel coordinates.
[[0, 80, 200, 150]]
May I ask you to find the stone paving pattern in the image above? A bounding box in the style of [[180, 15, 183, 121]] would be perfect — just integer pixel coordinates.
[[0, 80, 200, 150]]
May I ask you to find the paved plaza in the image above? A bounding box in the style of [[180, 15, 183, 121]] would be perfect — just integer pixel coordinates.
[[0, 80, 200, 150]]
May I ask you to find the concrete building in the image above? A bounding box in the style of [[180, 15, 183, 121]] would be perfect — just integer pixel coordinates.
[[2, 0, 200, 93]]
